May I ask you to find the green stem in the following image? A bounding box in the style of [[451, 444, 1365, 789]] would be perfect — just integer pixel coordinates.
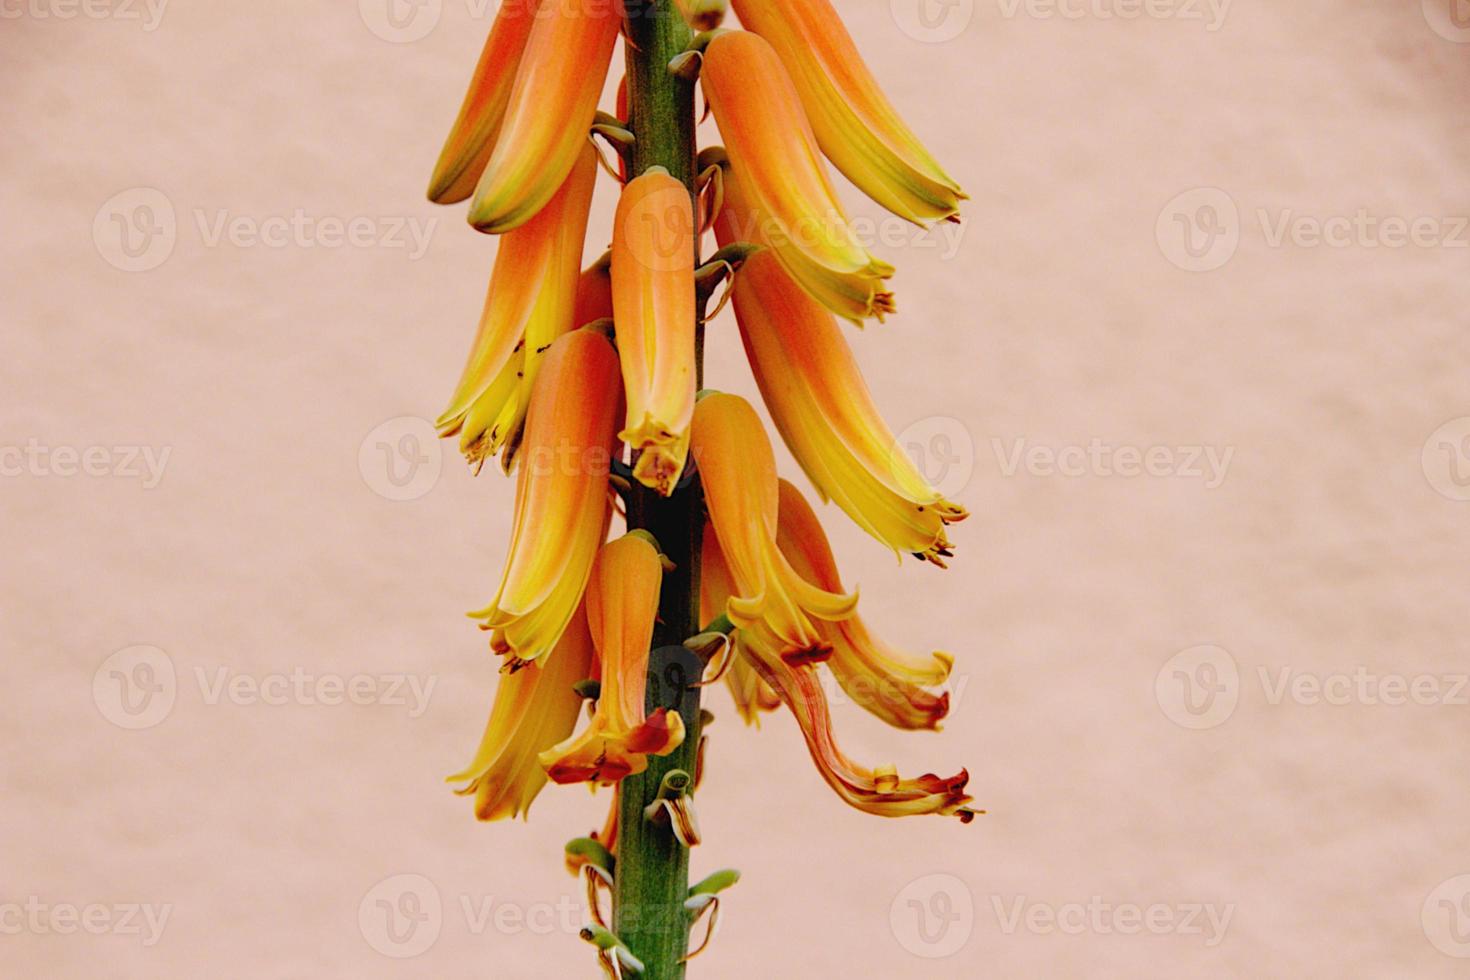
[[615, 3, 703, 978]]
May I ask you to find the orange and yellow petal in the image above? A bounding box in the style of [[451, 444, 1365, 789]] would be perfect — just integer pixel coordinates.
[[777, 480, 953, 730], [729, 0, 964, 225], [473, 328, 622, 665], [702, 30, 894, 324], [611, 168, 697, 495], [427, 0, 542, 205], [726, 246, 967, 562], [468, 0, 622, 233], [438, 142, 599, 468], [737, 629, 973, 820], [573, 251, 614, 329], [447, 602, 596, 821], [691, 393, 858, 660], [540, 532, 686, 784]]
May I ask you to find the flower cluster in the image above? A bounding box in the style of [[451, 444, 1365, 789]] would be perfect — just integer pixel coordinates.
[[430, 0, 975, 841]]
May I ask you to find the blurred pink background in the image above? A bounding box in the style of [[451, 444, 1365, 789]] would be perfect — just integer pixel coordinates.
[[5, 1, 1470, 976]]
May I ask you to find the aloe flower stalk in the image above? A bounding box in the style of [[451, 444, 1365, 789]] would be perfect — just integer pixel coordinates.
[[426, 2, 976, 974]]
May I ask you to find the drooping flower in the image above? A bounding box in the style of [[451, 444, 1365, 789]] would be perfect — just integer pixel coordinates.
[[690, 393, 858, 660], [438, 142, 599, 468], [540, 532, 686, 784], [611, 168, 697, 495], [701, 30, 895, 323], [719, 239, 967, 563], [468, 0, 622, 233], [728, 0, 965, 225], [738, 626, 975, 819], [447, 602, 596, 821], [700, 524, 783, 726], [471, 327, 622, 666], [427, 0, 542, 205], [776, 479, 952, 730]]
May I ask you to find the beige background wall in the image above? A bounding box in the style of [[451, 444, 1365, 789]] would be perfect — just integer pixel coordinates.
[[4, 1, 1470, 976]]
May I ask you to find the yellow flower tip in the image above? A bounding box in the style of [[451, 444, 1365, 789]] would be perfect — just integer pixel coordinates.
[[728, 0, 967, 225], [627, 430, 691, 498], [426, 0, 539, 205], [467, 1, 621, 233]]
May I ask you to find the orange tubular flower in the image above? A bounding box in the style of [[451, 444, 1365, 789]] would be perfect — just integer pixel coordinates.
[[701, 524, 782, 725], [611, 168, 697, 495], [738, 629, 975, 820], [472, 328, 622, 666], [691, 393, 858, 660], [573, 250, 613, 329], [540, 533, 686, 784], [776, 480, 953, 730], [427, 0, 541, 205], [701, 30, 895, 324], [438, 142, 598, 468], [720, 241, 968, 562], [728, 0, 965, 225], [467, 0, 622, 233], [447, 602, 596, 821]]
